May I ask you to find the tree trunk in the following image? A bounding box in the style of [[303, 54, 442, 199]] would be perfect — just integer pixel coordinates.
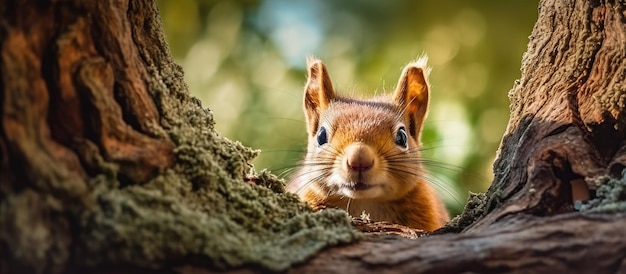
[[0, 0, 175, 272], [1, 0, 625, 274]]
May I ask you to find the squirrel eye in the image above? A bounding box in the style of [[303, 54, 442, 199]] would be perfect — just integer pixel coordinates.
[[316, 126, 328, 146], [395, 127, 408, 148]]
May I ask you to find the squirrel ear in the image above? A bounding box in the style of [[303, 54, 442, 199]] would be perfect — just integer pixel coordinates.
[[393, 57, 430, 140], [304, 57, 336, 135]]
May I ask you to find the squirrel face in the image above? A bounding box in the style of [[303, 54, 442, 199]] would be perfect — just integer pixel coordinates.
[[311, 101, 419, 201], [292, 56, 431, 203]]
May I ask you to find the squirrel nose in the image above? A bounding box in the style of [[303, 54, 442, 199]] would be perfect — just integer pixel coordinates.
[[344, 143, 375, 172]]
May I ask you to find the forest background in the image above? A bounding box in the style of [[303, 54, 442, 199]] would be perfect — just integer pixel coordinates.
[[157, 0, 538, 214]]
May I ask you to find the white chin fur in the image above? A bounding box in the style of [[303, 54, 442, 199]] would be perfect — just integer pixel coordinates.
[[339, 186, 384, 199]]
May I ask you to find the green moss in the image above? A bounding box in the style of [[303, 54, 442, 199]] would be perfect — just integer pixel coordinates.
[[442, 192, 487, 232], [580, 171, 626, 213], [78, 172, 357, 271]]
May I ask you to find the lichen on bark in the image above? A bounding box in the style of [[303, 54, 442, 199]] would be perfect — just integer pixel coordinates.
[[581, 171, 626, 213]]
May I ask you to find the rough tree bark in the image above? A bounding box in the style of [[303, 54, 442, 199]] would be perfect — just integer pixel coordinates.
[[0, 0, 175, 271], [1, 0, 625, 274]]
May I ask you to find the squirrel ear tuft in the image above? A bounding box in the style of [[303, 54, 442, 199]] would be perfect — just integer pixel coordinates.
[[304, 57, 336, 136], [393, 56, 430, 140]]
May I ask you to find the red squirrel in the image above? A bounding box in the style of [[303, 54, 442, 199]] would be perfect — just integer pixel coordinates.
[[286, 56, 449, 231]]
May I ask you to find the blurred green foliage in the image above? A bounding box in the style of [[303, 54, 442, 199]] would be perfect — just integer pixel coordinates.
[[157, 0, 538, 215]]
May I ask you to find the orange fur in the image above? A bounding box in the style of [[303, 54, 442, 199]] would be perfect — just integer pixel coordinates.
[[287, 56, 449, 231]]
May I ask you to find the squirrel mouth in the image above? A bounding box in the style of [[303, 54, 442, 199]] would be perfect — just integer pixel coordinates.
[[349, 182, 372, 191], [338, 180, 381, 198]]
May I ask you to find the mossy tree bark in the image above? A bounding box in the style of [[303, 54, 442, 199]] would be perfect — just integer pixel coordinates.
[[1, 0, 625, 273], [0, 0, 175, 272], [1, 1, 357, 273]]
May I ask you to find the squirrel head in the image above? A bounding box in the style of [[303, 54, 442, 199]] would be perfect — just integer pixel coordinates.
[[303, 56, 430, 142], [300, 56, 431, 201]]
